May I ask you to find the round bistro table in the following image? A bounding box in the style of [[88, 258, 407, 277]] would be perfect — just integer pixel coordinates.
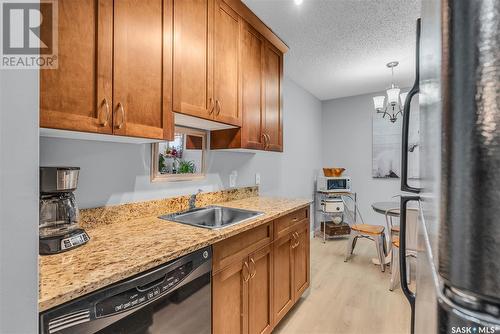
[[371, 201, 419, 265]]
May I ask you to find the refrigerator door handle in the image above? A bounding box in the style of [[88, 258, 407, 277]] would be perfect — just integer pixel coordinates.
[[401, 18, 422, 194], [400, 195, 420, 334]]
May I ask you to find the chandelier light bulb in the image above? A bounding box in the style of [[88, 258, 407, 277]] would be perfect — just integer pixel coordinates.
[[387, 87, 400, 106], [400, 92, 409, 106], [373, 96, 385, 111]]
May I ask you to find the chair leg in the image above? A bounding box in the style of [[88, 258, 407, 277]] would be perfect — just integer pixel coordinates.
[[374, 235, 385, 272], [381, 233, 387, 256], [344, 233, 357, 262], [390, 247, 399, 291]]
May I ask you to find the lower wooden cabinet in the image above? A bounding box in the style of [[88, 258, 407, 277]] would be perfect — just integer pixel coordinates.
[[293, 223, 310, 299], [212, 245, 273, 334], [212, 208, 310, 334], [272, 221, 310, 326], [273, 232, 295, 325], [212, 258, 249, 334], [248, 245, 273, 334]]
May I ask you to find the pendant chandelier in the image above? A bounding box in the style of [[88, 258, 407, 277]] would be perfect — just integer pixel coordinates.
[[373, 61, 408, 123]]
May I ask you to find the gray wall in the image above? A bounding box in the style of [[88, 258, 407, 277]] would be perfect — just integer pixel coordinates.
[[321, 91, 416, 226], [40, 77, 323, 209], [0, 71, 39, 332]]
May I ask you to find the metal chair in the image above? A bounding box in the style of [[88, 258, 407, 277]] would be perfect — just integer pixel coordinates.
[[388, 209, 418, 291], [344, 224, 387, 272]]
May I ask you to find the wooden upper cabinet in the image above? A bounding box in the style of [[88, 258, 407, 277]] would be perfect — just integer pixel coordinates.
[[210, 19, 284, 152], [113, 0, 172, 140], [240, 22, 265, 149], [263, 42, 283, 152], [213, 0, 241, 126], [173, 0, 214, 119], [40, 0, 173, 141], [40, 0, 113, 134], [213, 259, 249, 334]]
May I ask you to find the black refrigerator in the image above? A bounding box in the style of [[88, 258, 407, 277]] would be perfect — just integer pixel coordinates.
[[399, 0, 500, 333]]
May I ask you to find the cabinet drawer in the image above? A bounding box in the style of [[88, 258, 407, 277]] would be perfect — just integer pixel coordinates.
[[213, 222, 273, 273], [274, 207, 308, 240]]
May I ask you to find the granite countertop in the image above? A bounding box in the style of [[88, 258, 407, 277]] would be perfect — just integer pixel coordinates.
[[39, 196, 311, 312]]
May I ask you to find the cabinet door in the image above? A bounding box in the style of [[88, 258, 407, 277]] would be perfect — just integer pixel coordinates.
[[173, 0, 214, 119], [240, 22, 265, 149], [263, 42, 283, 152], [113, 0, 173, 140], [213, 0, 241, 126], [273, 233, 294, 325], [40, 0, 113, 134], [293, 223, 310, 300], [248, 245, 273, 334], [213, 259, 249, 334]]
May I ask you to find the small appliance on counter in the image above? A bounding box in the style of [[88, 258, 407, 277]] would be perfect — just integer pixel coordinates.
[[317, 175, 351, 193], [321, 197, 344, 215], [39, 167, 89, 255]]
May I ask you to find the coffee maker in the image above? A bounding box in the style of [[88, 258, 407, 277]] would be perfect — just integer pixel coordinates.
[[39, 167, 89, 255]]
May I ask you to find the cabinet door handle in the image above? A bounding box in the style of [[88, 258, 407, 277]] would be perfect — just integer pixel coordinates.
[[263, 133, 270, 149], [215, 100, 221, 116], [208, 98, 215, 115], [243, 261, 250, 282], [291, 232, 299, 249], [249, 258, 256, 279], [115, 102, 125, 129], [99, 98, 110, 127]]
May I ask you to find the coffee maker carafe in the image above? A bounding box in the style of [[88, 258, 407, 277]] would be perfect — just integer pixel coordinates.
[[39, 167, 89, 255]]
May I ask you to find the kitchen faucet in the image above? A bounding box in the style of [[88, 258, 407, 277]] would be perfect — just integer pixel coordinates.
[[188, 189, 203, 210]]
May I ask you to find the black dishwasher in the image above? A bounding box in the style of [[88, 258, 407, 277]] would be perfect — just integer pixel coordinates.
[[40, 246, 212, 334]]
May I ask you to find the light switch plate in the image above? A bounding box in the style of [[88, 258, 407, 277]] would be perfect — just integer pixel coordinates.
[[255, 173, 261, 185]]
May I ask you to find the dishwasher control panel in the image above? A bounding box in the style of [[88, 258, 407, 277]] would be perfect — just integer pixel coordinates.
[[95, 262, 193, 317]]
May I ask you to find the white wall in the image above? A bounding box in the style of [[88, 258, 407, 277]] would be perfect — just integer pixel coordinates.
[[321, 91, 416, 226], [40, 77, 323, 209], [0, 70, 39, 332]]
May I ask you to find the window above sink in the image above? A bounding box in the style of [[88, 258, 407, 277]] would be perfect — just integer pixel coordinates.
[[151, 126, 207, 182]]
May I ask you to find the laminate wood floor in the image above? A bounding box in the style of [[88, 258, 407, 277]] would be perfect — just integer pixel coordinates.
[[273, 237, 411, 334]]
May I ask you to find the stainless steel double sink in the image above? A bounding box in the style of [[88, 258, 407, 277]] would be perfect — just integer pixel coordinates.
[[159, 206, 264, 229]]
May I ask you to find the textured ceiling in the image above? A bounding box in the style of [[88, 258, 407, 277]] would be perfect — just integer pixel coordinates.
[[242, 0, 421, 100]]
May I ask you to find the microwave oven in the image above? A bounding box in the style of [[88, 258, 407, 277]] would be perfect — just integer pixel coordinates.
[[317, 176, 351, 193]]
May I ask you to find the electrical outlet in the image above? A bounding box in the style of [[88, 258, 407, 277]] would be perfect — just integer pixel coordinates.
[[229, 171, 237, 188], [255, 173, 261, 185]]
